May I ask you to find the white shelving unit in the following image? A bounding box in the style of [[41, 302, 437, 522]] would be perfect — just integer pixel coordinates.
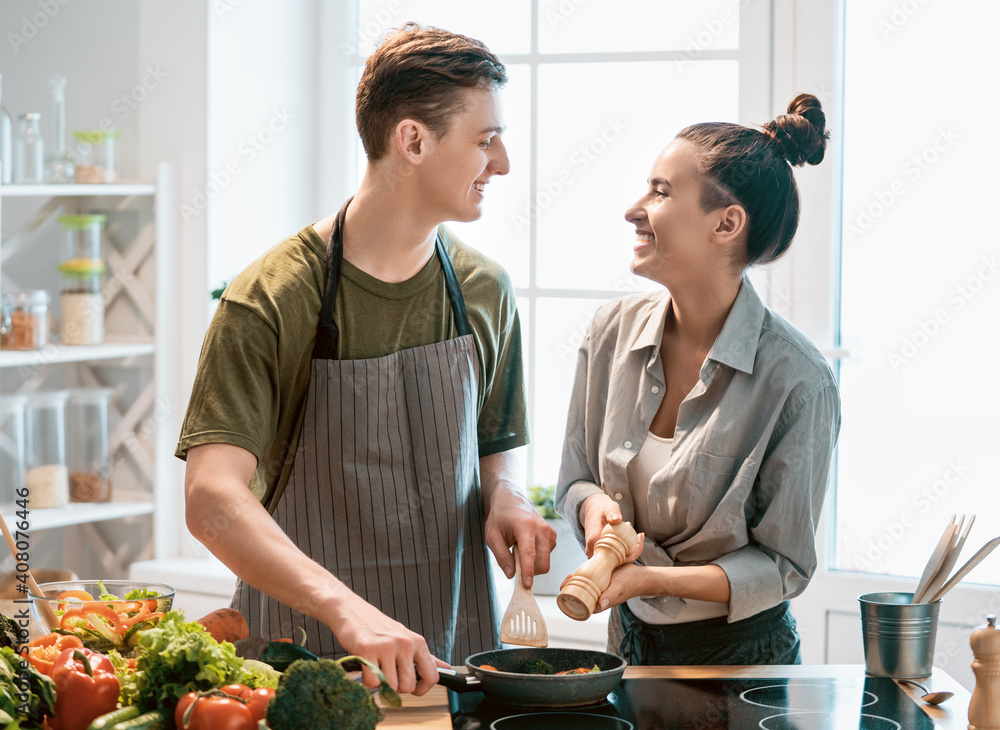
[[0, 165, 176, 575]]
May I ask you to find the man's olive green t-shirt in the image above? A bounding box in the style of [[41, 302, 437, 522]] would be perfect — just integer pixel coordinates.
[[175, 224, 528, 513]]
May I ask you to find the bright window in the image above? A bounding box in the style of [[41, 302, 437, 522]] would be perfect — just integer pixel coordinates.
[[834, 0, 1000, 581], [346, 0, 770, 487]]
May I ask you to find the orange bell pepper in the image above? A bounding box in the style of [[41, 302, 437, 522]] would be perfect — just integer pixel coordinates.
[[60, 602, 125, 634], [25, 632, 84, 676]]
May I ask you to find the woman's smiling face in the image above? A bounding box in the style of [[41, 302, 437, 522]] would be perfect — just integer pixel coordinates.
[[624, 139, 726, 286]]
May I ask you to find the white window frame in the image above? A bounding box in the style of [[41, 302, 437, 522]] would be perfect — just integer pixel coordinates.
[[322, 0, 775, 485], [779, 1, 998, 684]]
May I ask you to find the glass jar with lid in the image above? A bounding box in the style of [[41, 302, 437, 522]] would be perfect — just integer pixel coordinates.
[[57, 213, 106, 346], [0, 394, 27, 508], [24, 390, 70, 509], [72, 129, 119, 183], [66, 388, 114, 503], [0, 290, 50, 350]]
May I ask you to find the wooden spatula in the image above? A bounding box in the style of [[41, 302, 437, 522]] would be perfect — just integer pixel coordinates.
[[499, 545, 548, 647], [911, 515, 959, 603]]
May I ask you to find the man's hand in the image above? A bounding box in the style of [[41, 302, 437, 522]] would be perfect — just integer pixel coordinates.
[[480, 451, 556, 588], [326, 592, 449, 696], [185, 444, 445, 696], [579, 492, 624, 557]]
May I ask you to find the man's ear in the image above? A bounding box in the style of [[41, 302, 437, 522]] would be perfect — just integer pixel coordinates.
[[713, 204, 747, 245], [393, 119, 431, 164]]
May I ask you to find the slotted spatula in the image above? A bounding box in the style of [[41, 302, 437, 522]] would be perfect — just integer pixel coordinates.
[[499, 545, 548, 647]]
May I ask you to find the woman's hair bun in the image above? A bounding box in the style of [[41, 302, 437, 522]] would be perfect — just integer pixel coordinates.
[[763, 93, 830, 167]]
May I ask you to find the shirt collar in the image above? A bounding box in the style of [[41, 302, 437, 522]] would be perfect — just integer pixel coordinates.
[[627, 277, 765, 375], [706, 276, 766, 374]]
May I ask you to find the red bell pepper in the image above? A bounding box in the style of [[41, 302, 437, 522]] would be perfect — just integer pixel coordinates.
[[25, 632, 84, 676], [48, 648, 121, 730]]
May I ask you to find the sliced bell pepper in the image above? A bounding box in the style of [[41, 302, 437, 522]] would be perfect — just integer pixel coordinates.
[[25, 632, 84, 675], [60, 603, 125, 635], [48, 648, 120, 730]]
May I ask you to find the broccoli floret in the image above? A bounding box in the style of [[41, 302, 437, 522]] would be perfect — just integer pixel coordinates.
[[522, 659, 555, 675], [266, 658, 384, 730]]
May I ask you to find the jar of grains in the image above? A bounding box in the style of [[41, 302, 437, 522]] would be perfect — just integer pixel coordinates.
[[24, 390, 70, 509], [57, 214, 106, 345], [0, 395, 27, 508], [66, 388, 114, 502], [72, 129, 119, 183], [0, 290, 50, 350]]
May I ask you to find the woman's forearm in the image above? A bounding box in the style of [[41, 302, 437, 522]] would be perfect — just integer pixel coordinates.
[[643, 564, 731, 603]]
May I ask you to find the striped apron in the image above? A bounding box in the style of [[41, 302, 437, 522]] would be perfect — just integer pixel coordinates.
[[233, 201, 499, 663]]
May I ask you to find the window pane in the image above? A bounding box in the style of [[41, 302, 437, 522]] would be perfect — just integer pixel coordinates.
[[538, 0, 740, 54], [531, 297, 607, 487], [835, 0, 1000, 581], [536, 61, 738, 291], [355, 0, 531, 56], [446, 65, 531, 287]]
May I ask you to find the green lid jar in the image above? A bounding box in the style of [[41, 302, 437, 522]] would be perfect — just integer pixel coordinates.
[[57, 213, 106, 345], [72, 129, 120, 183]]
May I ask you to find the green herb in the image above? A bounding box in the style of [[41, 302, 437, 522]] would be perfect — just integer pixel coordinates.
[[528, 484, 559, 520], [522, 658, 555, 674], [1, 646, 56, 729]]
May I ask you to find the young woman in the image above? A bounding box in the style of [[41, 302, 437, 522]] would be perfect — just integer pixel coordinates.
[[556, 94, 841, 665]]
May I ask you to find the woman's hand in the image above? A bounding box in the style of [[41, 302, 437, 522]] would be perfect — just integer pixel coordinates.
[[594, 536, 646, 611], [579, 492, 624, 557]]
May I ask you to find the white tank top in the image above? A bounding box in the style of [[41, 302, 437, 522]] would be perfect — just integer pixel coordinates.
[[625, 430, 729, 624]]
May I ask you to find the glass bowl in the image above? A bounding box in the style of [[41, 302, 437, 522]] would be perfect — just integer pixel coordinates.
[[28, 579, 175, 654]]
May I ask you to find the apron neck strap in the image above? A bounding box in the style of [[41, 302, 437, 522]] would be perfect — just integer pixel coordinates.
[[313, 199, 473, 360]]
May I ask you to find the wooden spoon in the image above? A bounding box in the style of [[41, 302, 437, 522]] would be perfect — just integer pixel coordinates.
[[911, 516, 958, 604], [918, 514, 975, 604], [927, 536, 1000, 603], [499, 545, 548, 647], [0, 510, 58, 628]]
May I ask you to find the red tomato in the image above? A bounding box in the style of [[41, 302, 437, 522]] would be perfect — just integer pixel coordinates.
[[219, 684, 251, 699], [174, 692, 256, 730], [244, 687, 276, 723]]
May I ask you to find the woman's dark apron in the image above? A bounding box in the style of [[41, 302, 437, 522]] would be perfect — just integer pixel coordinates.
[[232, 201, 499, 663]]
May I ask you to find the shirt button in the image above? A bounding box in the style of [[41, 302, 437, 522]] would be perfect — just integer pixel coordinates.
[[651, 385, 659, 394], [614, 492, 623, 500], [624, 440, 632, 449]]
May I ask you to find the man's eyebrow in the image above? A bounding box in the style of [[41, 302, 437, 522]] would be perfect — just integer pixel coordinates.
[[648, 177, 672, 187], [480, 125, 505, 135]]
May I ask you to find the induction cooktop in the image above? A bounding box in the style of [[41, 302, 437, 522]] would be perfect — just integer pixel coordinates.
[[450, 676, 934, 729]]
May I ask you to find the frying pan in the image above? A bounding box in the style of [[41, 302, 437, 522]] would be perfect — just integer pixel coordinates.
[[436, 646, 627, 707]]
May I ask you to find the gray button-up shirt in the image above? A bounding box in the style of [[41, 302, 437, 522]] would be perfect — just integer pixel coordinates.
[[556, 277, 841, 623]]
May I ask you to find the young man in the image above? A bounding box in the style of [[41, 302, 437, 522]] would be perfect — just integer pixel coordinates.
[[176, 24, 555, 696]]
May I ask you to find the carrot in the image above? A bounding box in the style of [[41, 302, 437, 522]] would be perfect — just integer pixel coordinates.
[[197, 608, 249, 643]]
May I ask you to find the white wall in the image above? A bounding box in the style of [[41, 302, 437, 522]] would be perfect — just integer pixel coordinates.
[[205, 0, 321, 292]]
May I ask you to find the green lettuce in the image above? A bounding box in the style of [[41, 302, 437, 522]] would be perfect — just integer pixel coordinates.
[[125, 611, 277, 711], [1, 646, 56, 729]]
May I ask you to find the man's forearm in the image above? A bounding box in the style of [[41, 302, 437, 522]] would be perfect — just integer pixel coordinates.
[[184, 445, 350, 625]]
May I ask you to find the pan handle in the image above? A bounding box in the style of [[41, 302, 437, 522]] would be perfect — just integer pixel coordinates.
[[436, 667, 483, 693]]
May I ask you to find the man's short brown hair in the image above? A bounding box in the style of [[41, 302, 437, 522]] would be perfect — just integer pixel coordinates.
[[356, 23, 508, 161]]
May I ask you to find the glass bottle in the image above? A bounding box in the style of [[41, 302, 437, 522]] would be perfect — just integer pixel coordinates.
[[66, 388, 114, 503], [0, 73, 13, 184], [0, 394, 27, 508], [24, 390, 70, 509], [57, 214, 106, 345], [14, 112, 44, 184], [44, 76, 74, 184]]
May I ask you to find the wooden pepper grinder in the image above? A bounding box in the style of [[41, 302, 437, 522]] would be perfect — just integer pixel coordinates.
[[970, 614, 1000, 730], [557, 521, 638, 621]]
